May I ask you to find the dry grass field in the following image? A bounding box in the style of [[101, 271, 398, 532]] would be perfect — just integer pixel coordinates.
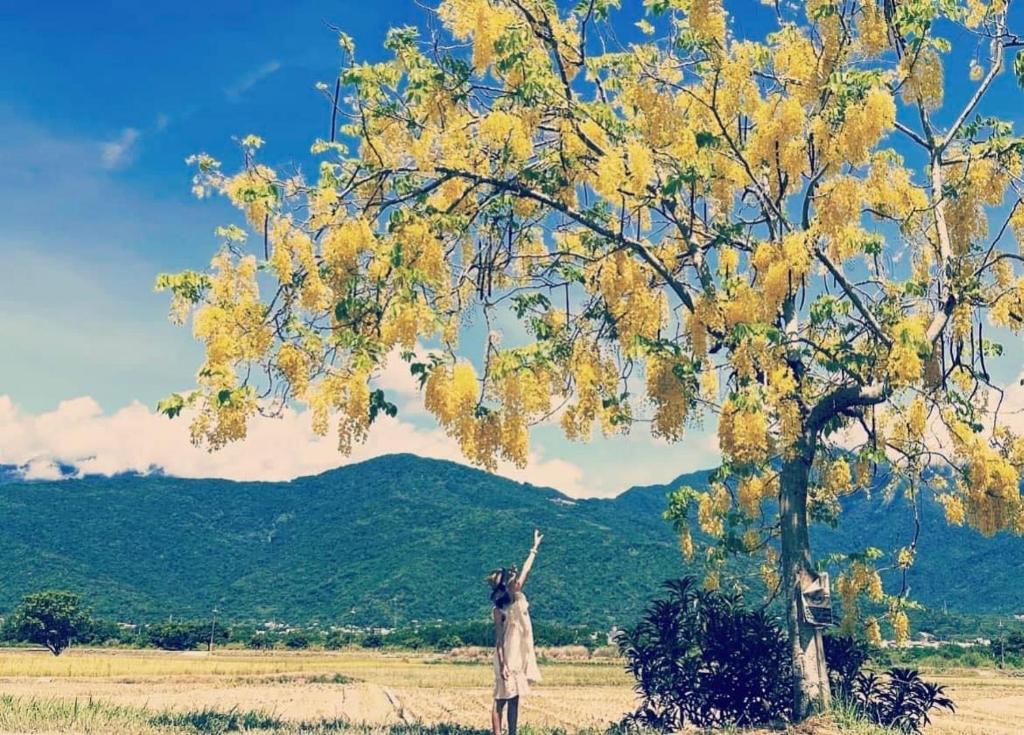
[[0, 647, 1022, 734]]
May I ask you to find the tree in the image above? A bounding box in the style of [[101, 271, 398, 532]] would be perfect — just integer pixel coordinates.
[[146, 620, 215, 651], [5, 590, 93, 656], [158, 0, 1024, 718]]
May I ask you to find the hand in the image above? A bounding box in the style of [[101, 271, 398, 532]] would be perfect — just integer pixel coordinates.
[[532, 529, 543, 550], [502, 664, 511, 681]]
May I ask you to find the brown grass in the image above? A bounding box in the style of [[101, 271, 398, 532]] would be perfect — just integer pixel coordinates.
[[0, 647, 1022, 733]]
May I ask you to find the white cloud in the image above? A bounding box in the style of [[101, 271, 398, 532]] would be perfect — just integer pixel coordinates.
[[226, 60, 282, 100], [100, 127, 140, 169], [0, 394, 592, 497]]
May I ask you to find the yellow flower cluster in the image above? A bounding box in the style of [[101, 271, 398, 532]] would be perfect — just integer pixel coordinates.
[[679, 527, 695, 561], [738, 473, 776, 516], [718, 399, 769, 465], [900, 49, 944, 109], [593, 147, 626, 201], [646, 354, 693, 441], [561, 342, 622, 441], [596, 251, 666, 352], [886, 316, 928, 387], [821, 458, 853, 497], [424, 361, 482, 448], [830, 87, 896, 166], [486, 350, 556, 464], [270, 216, 331, 311], [697, 483, 732, 537], [189, 252, 270, 449], [965, 0, 1000, 28], [760, 547, 780, 592], [439, 0, 518, 74], [748, 95, 807, 189], [323, 218, 375, 276], [864, 617, 883, 646], [395, 219, 447, 288], [939, 493, 967, 525], [277, 343, 311, 399], [891, 609, 910, 645], [478, 109, 533, 163], [859, 1, 889, 55], [865, 152, 927, 224], [620, 81, 700, 164], [814, 177, 865, 256], [223, 165, 277, 227], [687, 0, 726, 48], [770, 26, 820, 102], [751, 232, 811, 311], [624, 140, 655, 196], [946, 419, 1024, 535], [307, 370, 371, 454], [837, 560, 884, 636], [381, 297, 438, 351]]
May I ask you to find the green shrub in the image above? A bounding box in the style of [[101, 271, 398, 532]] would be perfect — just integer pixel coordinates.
[[851, 668, 955, 733], [616, 577, 792, 730]]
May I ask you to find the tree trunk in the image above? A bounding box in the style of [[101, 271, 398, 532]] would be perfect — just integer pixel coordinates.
[[780, 446, 830, 720]]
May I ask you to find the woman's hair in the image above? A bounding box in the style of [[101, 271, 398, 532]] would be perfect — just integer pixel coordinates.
[[487, 566, 518, 609]]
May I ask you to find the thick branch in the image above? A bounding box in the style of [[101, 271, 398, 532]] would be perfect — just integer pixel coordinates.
[[806, 382, 888, 437], [815, 247, 892, 346]]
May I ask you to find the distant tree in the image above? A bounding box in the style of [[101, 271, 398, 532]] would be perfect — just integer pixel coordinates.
[[283, 630, 313, 649], [158, 0, 1024, 719], [247, 631, 272, 650], [5, 590, 93, 656], [146, 621, 212, 651], [324, 629, 356, 650]]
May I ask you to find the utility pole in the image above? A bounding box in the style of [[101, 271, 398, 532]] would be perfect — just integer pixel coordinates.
[[209, 608, 219, 653]]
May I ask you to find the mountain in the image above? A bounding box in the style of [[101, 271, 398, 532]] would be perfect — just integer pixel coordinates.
[[0, 453, 1022, 626]]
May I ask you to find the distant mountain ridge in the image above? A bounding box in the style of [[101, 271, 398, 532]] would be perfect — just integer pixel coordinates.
[[0, 453, 1021, 626]]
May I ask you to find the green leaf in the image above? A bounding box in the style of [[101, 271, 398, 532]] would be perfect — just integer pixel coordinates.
[[368, 389, 398, 423], [156, 393, 186, 419]]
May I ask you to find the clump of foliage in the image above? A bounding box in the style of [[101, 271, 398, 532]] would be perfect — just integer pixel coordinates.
[[824, 634, 874, 699], [617, 578, 792, 729], [2, 590, 93, 656], [145, 620, 225, 651], [851, 668, 955, 733], [825, 634, 955, 733]]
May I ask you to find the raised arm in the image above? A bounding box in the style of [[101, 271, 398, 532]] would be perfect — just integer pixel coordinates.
[[514, 529, 543, 591]]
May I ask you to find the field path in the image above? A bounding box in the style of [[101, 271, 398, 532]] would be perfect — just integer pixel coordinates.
[[927, 674, 1024, 735], [0, 676, 634, 728]]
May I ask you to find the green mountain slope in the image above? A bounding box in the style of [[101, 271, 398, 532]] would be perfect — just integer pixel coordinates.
[[0, 454, 1021, 626]]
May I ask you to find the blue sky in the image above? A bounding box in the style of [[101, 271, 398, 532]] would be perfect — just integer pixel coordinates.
[[1, 1, 1022, 495], [0, 0, 725, 495]]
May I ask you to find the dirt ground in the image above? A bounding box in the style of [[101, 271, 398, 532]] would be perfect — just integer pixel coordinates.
[[1, 649, 1023, 733]]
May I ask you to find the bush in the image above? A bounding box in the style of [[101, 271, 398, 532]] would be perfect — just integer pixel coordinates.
[[146, 621, 214, 651], [247, 631, 272, 650], [324, 630, 356, 650], [824, 634, 873, 699], [617, 577, 792, 730], [851, 668, 955, 733], [282, 630, 314, 649]]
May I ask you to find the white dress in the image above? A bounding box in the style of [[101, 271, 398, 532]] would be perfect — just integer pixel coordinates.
[[493, 592, 542, 699]]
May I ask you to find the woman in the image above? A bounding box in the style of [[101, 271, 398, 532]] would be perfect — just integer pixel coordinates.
[[488, 529, 543, 735]]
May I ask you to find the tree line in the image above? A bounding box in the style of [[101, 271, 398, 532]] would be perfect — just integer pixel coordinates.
[[0, 590, 603, 655]]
